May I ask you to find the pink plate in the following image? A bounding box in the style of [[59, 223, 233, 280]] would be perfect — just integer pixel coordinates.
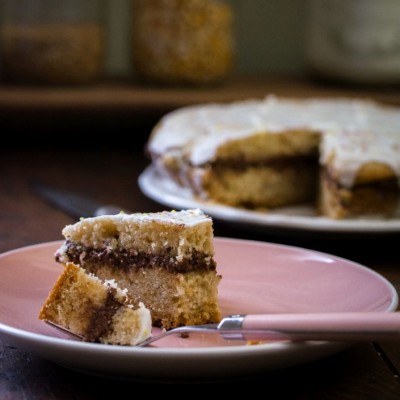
[[0, 239, 397, 381]]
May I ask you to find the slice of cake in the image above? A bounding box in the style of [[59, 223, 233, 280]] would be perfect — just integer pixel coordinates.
[[39, 262, 152, 345], [55, 208, 221, 330], [146, 96, 400, 219], [318, 110, 400, 219]]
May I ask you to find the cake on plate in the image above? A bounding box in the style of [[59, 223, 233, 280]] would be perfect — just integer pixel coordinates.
[[39, 262, 152, 345], [55, 208, 221, 329], [146, 96, 400, 219]]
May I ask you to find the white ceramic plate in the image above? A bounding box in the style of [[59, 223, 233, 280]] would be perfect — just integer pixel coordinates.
[[138, 165, 400, 234], [0, 239, 397, 381]]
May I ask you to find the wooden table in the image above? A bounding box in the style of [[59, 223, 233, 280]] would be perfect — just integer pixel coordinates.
[[1, 76, 400, 398]]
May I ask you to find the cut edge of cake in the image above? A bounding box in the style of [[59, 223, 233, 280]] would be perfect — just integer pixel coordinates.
[[39, 262, 152, 345]]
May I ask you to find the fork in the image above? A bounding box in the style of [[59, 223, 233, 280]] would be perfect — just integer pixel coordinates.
[[45, 312, 400, 346]]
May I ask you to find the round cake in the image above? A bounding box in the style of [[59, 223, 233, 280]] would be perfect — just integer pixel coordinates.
[[147, 96, 400, 219]]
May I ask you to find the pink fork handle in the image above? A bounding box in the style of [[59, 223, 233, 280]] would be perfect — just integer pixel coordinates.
[[222, 312, 400, 342]]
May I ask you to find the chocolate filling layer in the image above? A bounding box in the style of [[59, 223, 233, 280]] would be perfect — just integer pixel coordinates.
[[85, 287, 121, 342], [58, 240, 216, 273]]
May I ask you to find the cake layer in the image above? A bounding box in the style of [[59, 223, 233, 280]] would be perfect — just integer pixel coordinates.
[[39, 262, 152, 345], [80, 261, 221, 329], [56, 209, 215, 266], [319, 169, 400, 219], [191, 157, 318, 208]]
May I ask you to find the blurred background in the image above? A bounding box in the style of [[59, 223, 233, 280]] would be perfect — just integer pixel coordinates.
[[1, 0, 399, 149], [105, 0, 308, 78]]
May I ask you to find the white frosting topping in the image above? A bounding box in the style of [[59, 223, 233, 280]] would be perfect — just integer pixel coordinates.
[[63, 208, 209, 234], [122, 208, 209, 225], [149, 96, 400, 187]]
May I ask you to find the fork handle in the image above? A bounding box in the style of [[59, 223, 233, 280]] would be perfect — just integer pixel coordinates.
[[218, 312, 400, 342]]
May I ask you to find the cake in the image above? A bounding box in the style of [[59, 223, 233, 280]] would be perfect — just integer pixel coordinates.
[[55, 208, 221, 329], [39, 262, 152, 345], [146, 96, 400, 219]]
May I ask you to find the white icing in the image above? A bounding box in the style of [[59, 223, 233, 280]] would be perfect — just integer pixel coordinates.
[[149, 96, 400, 187], [62, 208, 210, 236], [54, 243, 69, 262], [104, 278, 118, 289]]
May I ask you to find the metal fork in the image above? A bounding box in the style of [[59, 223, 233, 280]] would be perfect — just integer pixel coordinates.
[[45, 312, 400, 346]]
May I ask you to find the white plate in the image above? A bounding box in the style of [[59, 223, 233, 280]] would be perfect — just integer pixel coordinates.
[[138, 165, 400, 234], [0, 239, 397, 381]]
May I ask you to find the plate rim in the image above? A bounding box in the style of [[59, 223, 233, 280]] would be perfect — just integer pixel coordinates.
[[138, 165, 400, 234]]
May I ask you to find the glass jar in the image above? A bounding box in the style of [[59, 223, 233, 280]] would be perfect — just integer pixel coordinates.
[[0, 0, 105, 85], [132, 0, 235, 86], [306, 0, 400, 85]]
